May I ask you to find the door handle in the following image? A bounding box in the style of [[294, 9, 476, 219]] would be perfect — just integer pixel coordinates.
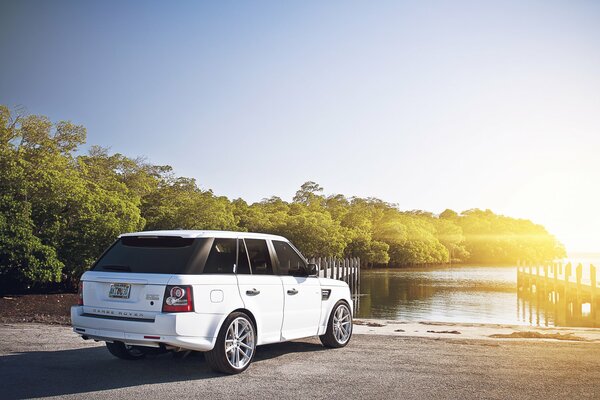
[[287, 288, 298, 295], [246, 289, 260, 296]]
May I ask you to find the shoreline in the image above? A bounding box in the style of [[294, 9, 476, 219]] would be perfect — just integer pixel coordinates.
[[353, 318, 600, 342], [2, 319, 599, 343]]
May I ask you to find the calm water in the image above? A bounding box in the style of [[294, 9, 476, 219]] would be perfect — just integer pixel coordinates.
[[356, 263, 599, 328]]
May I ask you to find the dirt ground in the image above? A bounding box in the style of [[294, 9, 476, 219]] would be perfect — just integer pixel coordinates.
[[0, 293, 76, 325]]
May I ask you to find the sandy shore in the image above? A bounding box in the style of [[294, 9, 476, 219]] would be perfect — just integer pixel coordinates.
[[353, 319, 600, 341]]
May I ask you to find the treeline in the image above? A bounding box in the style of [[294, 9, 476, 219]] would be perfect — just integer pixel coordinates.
[[0, 106, 565, 291]]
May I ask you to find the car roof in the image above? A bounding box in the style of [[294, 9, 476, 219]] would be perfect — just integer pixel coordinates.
[[118, 230, 289, 241]]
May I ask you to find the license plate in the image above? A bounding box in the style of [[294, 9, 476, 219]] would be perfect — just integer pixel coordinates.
[[109, 283, 131, 299]]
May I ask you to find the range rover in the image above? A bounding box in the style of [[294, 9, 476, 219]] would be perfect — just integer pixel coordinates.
[[71, 230, 353, 374]]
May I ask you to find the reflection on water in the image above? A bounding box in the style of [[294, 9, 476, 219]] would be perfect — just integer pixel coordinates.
[[357, 265, 599, 328], [517, 263, 599, 328]]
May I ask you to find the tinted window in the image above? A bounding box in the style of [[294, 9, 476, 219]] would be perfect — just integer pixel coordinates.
[[237, 239, 251, 274], [245, 239, 273, 275], [203, 238, 236, 274], [93, 237, 207, 274], [273, 240, 307, 276]]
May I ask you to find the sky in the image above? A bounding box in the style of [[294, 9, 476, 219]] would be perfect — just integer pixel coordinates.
[[1, 0, 599, 252]]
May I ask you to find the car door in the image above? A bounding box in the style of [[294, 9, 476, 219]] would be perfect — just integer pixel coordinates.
[[236, 238, 284, 345], [271, 240, 322, 340]]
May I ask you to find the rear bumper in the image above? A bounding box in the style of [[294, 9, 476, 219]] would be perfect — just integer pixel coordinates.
[[71, 306, 223, 351]]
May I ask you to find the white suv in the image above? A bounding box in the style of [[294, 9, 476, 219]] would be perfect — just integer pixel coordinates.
[[71, 230, 353, 374]]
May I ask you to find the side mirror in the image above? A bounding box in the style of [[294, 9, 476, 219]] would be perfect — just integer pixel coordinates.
[[306, 263, 319, 277]]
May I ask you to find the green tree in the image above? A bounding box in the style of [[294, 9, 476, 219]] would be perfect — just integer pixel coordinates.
[[0, 107, 63, 290], [0, 105, 569, 293], [142, 177, 237, 231]]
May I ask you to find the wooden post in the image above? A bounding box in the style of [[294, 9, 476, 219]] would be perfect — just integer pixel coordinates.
[[351, 258, 355, 292], [553, 262, 559, 300], [357, 257, 361, 293], [354, 257, 359, 294], [564, 262, 571, 319], [559, 262, 563, 276], [330, 257, 333, 279], [347, 258, 351, 286], [590, 264, 596, 310], [575, 263, 583, 319], [346, 259, 350, 283], [331, 257, 335, 280], [543, 264, 548, 295], [347, 259, 350, 288]]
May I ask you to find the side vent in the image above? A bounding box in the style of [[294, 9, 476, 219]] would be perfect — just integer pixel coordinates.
[[321, 289, 331, 301]]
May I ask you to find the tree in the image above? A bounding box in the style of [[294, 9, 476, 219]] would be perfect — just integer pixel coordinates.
[[142, 177, 237, 231], [0, 104, 569, 293], [0, 107, 63, 290], [293, 181, 324, 208]]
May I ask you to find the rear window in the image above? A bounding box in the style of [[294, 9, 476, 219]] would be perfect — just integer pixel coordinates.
[[92, 237, 209, 274]]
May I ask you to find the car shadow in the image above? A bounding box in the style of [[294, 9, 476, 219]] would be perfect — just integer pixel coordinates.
[[0, 339, 327, 400]]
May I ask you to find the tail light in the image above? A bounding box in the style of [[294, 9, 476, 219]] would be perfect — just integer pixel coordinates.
[[162, 285, 194, 312], [77, 281, 84, 306]]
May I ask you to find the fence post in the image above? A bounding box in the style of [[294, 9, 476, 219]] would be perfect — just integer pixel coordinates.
[[344, 259, 349, 282], [358, 257, 361, 288], [354, 258, 358, 294], [345, 258, 349, 282]]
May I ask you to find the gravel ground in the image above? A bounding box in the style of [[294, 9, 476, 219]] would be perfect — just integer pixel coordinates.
[[0, 323, 599, 400]]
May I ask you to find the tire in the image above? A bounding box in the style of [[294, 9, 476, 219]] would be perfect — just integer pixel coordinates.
[[205, 312, 256, 374], [105, 341, 147, 360], [320, 301, 353, 348]]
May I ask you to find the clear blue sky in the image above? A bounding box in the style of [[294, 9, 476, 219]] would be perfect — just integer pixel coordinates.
[[1, 0, 599, 251]]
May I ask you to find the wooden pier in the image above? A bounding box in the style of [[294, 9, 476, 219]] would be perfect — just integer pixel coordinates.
[[517, 262, 599, 327]]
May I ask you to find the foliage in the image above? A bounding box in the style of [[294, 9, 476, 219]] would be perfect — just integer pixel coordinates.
[[0, 106, 567, 291]]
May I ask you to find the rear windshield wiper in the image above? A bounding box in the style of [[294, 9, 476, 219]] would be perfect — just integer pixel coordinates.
[[99, 265, 131, 272]]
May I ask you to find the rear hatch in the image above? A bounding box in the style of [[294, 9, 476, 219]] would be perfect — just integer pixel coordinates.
[[81, 236, 209, 320]]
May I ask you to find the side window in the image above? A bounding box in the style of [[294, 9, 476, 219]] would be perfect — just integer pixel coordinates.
[[237, 239, 251, 274], [273, 240, 307, 276], [203, 238, 236, 274], [244, 239, 273, 275]]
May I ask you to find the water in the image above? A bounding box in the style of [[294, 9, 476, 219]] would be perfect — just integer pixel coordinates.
[[356, 264, 599, 328]]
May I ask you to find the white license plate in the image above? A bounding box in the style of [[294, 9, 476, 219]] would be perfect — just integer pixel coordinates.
[[109, 283, 131, 299]]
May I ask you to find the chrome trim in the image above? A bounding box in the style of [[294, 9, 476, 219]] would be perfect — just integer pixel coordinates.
[[82, 313, 155, 323]]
